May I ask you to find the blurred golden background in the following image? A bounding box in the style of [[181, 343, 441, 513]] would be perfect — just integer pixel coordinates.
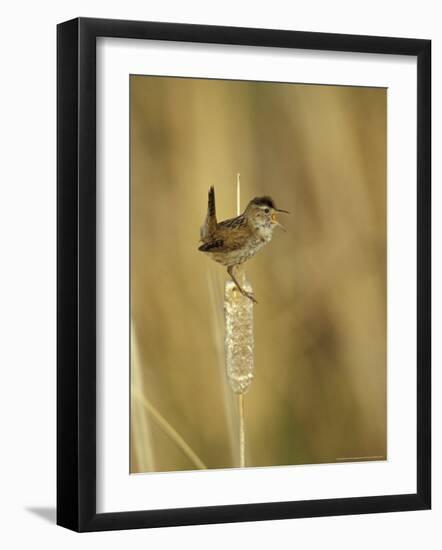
[[130, 75, 386, 473]]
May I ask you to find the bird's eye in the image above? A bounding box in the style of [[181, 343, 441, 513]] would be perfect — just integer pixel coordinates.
[[264, 208, 269, 214]]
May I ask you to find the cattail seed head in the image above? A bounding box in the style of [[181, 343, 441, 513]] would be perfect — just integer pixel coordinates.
[[224, 278, 254, 394]]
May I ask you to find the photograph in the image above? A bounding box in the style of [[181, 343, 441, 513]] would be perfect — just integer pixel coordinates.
[[130, 75, 387, 474]]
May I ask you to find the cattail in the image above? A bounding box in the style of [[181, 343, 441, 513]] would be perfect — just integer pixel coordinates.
[[224, 275, 254, 394], [224, 174, 254, 466]]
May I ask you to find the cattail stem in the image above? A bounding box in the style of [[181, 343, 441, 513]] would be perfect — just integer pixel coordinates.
[[224, 174, 254, 467], [224, 173, 252, 469], [238, 393, 245, 467]]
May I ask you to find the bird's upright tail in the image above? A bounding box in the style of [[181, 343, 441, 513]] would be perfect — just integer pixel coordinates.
[[207, 185, 216, 221], [200, 186, 217, 241]]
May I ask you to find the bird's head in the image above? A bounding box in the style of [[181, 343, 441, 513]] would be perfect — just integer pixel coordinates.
[[244, 196, 289, 231]]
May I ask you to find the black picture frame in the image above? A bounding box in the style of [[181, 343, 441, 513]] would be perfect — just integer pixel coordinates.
[[57, 17, 431, 532]]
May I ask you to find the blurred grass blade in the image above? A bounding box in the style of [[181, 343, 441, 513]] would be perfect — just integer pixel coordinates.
[[131, 321, 155, 471], [132, 388, 207, 470]]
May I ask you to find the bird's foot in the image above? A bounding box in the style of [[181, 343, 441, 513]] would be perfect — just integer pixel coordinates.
[[242, 289, 258, 304], [227, 266, 258, 303]]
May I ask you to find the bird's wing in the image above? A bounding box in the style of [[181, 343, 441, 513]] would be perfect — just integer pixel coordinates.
[[198, 221, 251, 253], [217, 215, 247, 230]]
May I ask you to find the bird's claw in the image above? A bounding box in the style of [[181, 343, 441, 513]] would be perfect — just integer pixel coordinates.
[[244, 290, 258, 304]]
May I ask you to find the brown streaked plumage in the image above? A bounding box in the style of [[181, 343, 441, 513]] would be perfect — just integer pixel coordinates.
[[198, 186, 289, 303]]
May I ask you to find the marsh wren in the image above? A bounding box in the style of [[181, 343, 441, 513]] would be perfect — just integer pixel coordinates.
[[198, 186, 289, 303]]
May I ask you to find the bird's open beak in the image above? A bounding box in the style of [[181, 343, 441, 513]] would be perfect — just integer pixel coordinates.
[[276, 208, 290, 214], [271, 212, 287, 231]]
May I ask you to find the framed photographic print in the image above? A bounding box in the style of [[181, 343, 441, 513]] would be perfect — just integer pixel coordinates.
[[57, 17, 431, 532]]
